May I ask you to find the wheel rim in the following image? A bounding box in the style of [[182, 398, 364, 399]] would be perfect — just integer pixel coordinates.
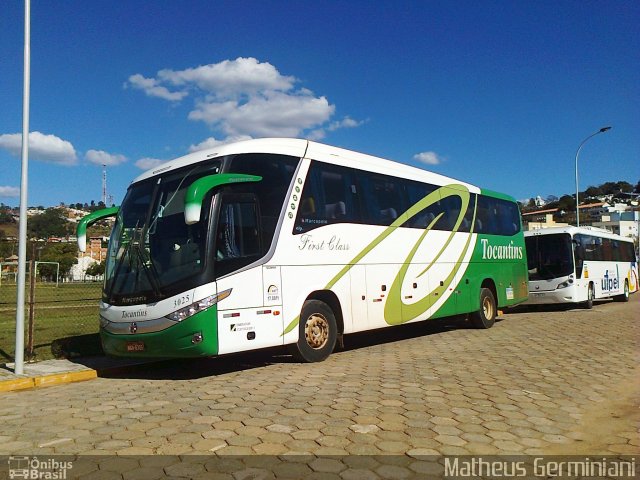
[[305, 313, 329, 349], [589, 286, 593, 300], [482, 296, 494, 320]]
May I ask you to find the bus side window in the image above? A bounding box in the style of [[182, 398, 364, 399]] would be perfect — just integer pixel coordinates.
[[215, 196, 262, 277], [293, 161, 359, 233]]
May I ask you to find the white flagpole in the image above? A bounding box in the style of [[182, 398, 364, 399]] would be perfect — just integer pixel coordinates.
[[15, 0, 31, 375]]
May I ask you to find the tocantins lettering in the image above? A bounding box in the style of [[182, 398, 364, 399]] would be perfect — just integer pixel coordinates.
[[480, 239, 523, 260]]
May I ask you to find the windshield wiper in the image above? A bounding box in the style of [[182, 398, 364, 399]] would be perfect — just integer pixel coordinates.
[[108, 224, 162, 301], [131, 241, 163, 299]]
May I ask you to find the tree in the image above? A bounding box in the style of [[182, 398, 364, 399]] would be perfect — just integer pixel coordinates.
[[584, 186, 602, 198], [86, 261, 105, 277], [27, 208, 70, 239], [558, 195, 575, 212], [38, 243, 77, 277], [0, 208, 14, 223], [615, 181, 633, 193]]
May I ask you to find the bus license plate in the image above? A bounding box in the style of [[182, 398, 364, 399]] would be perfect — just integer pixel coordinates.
[[126, 341, 145, 352]]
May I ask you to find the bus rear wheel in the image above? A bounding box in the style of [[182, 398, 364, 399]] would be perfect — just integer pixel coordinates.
[[290, 300, 337, 363], [470, 288, 496, 329], [614, 280, 630, 302]]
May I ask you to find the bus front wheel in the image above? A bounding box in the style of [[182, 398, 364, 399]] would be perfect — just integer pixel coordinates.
[[584, 283, 594, 309], [290, 300, 337, 363], [470, 288, 496, 329], [614, 280, 630, 302]]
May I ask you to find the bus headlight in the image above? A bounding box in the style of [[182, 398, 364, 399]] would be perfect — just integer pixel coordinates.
[[556, 280, 573, 289], [99, 315, 110, 328], [164, 289, 232, 322]]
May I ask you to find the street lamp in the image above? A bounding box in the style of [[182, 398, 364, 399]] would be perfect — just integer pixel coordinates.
[[575, 126, 612, 226]]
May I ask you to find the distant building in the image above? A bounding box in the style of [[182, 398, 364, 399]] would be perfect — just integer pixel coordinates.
[[523, 212, 569, 230], [70, 236, 107, 281], [1, 254, 19, 283], [592, 211, 639, 241], [79, 237, 107, 263]]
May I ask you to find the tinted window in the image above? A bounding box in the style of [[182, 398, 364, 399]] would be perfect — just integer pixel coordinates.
[[476, 195, 521, 236], [228, 153, 299, 248], [575, 234, 636, 262], [360, 173, 406, 226], [294, 162, 361, 234], [214, 195, 262, 278], [526, 234, 574, 280]]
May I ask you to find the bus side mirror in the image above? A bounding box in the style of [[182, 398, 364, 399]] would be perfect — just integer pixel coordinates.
[[184, 173, 262, 225], [77, 206, 119, 252]]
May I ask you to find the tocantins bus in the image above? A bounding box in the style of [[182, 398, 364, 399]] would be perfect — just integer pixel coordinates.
[[523, 226, 637, 308], [77, 138, 528, 362]]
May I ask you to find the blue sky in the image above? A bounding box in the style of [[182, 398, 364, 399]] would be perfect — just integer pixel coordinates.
[[1, 0, 638, 207]]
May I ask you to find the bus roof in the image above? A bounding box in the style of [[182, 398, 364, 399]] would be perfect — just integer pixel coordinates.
[[524, 225, 634, 242], [131, 137, 513, 200]]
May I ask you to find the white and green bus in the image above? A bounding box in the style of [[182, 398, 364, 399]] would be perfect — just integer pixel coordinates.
[[78, 138, 528, 362], [524, 226, 638, 308]]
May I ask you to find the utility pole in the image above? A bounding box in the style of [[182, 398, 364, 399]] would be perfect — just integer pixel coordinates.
[[102, 164, 107, 206]]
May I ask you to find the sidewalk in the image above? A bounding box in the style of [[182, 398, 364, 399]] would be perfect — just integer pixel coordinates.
[[0, 356, 152, 393]]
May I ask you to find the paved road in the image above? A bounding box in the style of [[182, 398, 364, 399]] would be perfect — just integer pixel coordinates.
[[1, 294, 638, 477]]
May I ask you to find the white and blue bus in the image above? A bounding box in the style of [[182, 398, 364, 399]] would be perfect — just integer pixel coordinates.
[[524, 226, 638, 308]]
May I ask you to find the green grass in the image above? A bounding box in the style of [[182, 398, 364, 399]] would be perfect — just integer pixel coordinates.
[[0, 282, 103, 362]]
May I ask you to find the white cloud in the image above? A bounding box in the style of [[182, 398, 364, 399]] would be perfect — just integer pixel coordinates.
[[126, 74, 188, 102], [158, 57, 295, 98], [0, 186, 20, 197], [189, 92, 334, 137], [0, 132, 78, 166], [128, 57, 360, 139], [413, 151, 442, 165], [328, 116, 366, 131], [188, 135, 252, 153], [85, 149, 127, 166], [134, 157, 165, 170]]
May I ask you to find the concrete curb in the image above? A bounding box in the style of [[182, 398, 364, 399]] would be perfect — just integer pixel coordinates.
[[0, 369, 97, 393], [0, 357, 159, 393]]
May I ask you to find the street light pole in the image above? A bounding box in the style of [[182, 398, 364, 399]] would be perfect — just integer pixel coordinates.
[[575, 126, 612, 227], [14, 0, 31, 375]]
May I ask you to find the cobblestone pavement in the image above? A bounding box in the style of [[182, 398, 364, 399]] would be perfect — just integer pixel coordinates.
[[0, 295, 638, 477]]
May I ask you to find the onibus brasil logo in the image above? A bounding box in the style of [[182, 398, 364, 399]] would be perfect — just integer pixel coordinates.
[[8, 456, 73, 479]]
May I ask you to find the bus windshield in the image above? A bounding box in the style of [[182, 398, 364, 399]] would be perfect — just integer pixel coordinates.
[[525, 233, 574, 280], [104, 160, 221, 305]]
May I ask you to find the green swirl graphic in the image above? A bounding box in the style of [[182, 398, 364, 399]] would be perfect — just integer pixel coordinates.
[[283, 184, 476, 334]]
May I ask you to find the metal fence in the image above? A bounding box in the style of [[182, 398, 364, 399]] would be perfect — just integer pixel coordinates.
[[0, 279, 102, 363]]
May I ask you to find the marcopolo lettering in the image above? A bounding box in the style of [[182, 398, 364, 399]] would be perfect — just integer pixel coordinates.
[[480, 239, 524, 260]]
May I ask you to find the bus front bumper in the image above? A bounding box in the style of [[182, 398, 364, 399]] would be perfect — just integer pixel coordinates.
[[524, 289, 576, 305], [100, 308, 218, 358]]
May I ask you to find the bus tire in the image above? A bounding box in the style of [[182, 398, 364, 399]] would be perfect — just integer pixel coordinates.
[[584, 283, 594, 309], [470, 288, 496, 329], [290, 300, 337, 363], [614, 280, 630, 302]]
